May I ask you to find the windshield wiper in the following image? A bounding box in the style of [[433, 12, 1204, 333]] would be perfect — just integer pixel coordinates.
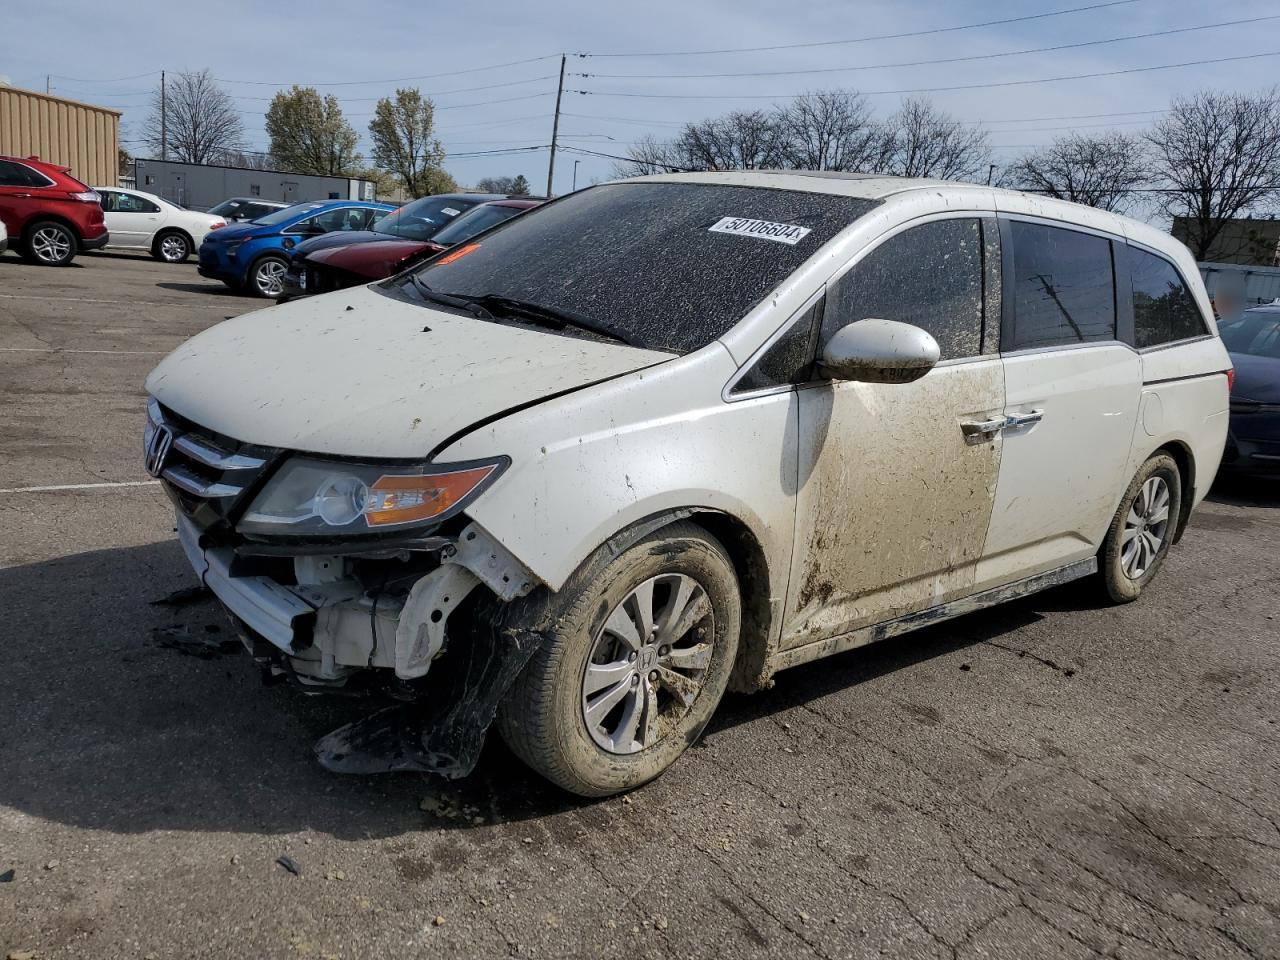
[[404, 275, 494, 319], [445, 292, 637, 347]]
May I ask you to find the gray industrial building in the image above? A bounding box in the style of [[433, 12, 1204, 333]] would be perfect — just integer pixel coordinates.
[[130, 158, 375, 212]]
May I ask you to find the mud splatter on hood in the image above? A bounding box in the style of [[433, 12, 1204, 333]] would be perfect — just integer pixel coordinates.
[[145, 285, 672, 459]]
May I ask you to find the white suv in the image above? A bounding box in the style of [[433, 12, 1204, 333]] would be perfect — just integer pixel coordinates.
[[144, 172, 1230, 796]]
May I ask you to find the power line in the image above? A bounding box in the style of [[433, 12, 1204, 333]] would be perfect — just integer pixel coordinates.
[[574, 50, 1280, 100], [574, 16, 1277, 80], [50, 70, 162, 83], [212, 54, 561, 87], [577, 0, 1144, 58]]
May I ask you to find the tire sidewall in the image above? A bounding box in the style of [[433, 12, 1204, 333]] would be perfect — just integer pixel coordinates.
[[26, 221, 75, 266], [250, 255, 287, 297], [155, 231, 190, 263], [1102, 454, 1181, 602], [510, 527, 740, 795]]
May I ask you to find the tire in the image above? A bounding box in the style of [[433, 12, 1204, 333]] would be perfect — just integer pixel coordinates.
[[23, 220, 77, 266], [248, 254, 288, 298], [498, 521, 741, 796], [153, 230, 191, 263], [1099, 453, 1182, 603]]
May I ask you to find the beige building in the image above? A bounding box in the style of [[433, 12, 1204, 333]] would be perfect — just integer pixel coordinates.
[[0, 85, 121, 188]]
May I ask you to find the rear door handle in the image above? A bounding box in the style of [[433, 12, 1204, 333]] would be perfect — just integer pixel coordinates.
[[961, 417, 1007, 443]]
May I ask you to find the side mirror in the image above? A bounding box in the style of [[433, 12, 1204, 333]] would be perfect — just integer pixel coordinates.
[[817, 318, 940, 384]]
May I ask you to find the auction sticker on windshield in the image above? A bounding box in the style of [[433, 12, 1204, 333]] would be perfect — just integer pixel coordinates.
[[709, 217, 812, 246]]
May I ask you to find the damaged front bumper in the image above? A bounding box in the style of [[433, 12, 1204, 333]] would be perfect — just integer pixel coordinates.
[[175, 513, 546, 777]]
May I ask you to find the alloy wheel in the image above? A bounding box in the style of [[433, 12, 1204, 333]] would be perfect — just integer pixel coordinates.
[[1121, 476, 1171, 579], [254, 259, 286, 296], [581, 573, 714, 755], [159, 235, 188, 262], [32, 226, 72, 263]]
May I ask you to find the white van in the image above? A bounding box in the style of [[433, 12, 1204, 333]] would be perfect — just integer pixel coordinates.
[[143, 172, 1230, 796]]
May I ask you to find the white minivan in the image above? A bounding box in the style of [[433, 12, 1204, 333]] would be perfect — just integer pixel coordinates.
[[143, 172, 1230, 796]]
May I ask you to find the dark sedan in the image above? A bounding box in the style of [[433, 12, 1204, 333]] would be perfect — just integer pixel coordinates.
[[1220, 303, 1280, 475], [279, 198, 542, 301]]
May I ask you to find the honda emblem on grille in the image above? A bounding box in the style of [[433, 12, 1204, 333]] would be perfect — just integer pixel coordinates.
[[145, 424, 174, 477]]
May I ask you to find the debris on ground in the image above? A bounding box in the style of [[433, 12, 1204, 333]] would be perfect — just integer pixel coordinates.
[[432, 916, 446, 927], [276, 855, 301, 876], [148, 585, 211, 607], [42, 861, 57, 871], [150, 624, 239, 659], [8, 950, 37, 960], [0, 869, 14, 882]]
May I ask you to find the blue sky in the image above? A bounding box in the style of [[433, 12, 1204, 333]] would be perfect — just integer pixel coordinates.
[[3, 0, 1278, 195]]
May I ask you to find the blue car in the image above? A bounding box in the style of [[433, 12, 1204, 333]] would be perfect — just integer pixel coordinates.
[[198, 199, 396, 297]]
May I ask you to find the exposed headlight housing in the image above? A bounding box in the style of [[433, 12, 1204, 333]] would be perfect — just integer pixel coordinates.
[[238, 456, 507, 539]]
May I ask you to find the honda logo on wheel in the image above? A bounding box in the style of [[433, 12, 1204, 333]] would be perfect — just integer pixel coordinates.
[[145, 424, 174, 477]]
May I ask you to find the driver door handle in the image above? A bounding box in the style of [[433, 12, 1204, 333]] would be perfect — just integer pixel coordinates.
[[960, 416, 1007, 444]]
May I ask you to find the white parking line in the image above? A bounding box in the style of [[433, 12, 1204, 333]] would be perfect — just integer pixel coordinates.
[[0, 347, 167, 355], [0, 294, 172, 305], [0, 480, 161, 495]]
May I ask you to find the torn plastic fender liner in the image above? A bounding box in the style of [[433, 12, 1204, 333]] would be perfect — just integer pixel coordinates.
[[314, 521, 549, 777], [314, 604, 550, 778]]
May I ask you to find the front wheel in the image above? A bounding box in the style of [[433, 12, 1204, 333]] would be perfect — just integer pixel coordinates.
[[498, 521, 741, 796], [1099, 453, 1182, 603], [153, 230, 191, 263], [248, 255, 288, 297]]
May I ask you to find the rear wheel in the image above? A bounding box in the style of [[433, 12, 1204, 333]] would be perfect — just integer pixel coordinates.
[[248, 254, 288, 297], [153, 230, 191, 263], [1099, 453, 1182, 603], [23, 220, 76, 266], [498, 521, 740, 796]]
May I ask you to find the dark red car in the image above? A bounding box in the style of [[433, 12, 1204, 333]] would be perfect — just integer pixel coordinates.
[[0, 154, 108, 266], [278, 198, 542, 301]]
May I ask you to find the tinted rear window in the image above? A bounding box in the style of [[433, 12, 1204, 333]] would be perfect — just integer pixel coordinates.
[[1009, 221, 1116, 350], [401, 182, 878, 353], [375, 196, 477, 241], [431, 204, 524, 245], [1220, 311, 1280, 359], [1126, 245, 1206, 348]]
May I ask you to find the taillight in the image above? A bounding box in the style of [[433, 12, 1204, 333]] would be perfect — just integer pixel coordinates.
[[1226, 368, 1235, 393], [209, 221, 227, 230], [70, 191, 100, 203]]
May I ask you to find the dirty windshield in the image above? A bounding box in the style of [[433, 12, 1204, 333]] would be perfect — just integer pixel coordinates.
[[393, 182, 878, 353]]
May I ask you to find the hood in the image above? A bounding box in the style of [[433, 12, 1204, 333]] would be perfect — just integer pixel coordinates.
[[144, 284, 672, 459], [294, 230, 387, 257], [309, 239, 440, 279], [202, 220, 262, 242], [1229, 351, 1280, 403]]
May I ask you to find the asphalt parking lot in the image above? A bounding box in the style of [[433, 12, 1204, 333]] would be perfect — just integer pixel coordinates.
[[1, 250, 1278, 960]]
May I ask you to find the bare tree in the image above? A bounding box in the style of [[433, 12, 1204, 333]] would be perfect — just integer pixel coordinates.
[[675, 110, 783, 171], [611, 134, 693, 178], [774, 90, 893, 172], [1146, 88, 1280, 259], [1008, 132, 1149, 212], [886, 98, 990, 181], [143, 69, 244, 164]]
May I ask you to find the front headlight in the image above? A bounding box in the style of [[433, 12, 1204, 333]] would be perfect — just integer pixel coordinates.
[[225, 240, 244, 257], [238, 456, 506, 538]]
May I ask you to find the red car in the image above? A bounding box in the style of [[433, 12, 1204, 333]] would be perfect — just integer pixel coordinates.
[[0, 154, 109, 266], [280, 198, 542, 300]]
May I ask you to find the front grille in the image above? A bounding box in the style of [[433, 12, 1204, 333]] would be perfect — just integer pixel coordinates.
[[146, 399, 280, 534], [305, 264, 344, 295]]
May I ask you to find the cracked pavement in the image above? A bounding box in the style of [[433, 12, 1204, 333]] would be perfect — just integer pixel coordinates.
[[1, 251, 1278, 959]]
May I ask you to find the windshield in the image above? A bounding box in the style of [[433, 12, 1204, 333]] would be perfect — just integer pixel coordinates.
[[1221, 310, 1280, 359], [396, 182, 877, 353], [252, 202, 324, 227], [430, 203, 527, 246], [374, 196, 477, 241]]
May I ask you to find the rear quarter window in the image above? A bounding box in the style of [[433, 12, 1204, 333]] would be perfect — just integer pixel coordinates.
[[1126, 245, 1207, 348]]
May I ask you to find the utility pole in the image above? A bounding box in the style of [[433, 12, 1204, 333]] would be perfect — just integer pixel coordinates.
[[986, 163, 996, 186], [161, 70, 168, 161], [45, 74, 50, 94], [545, 54, 566, 198], [572, 159, 580, 192]]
